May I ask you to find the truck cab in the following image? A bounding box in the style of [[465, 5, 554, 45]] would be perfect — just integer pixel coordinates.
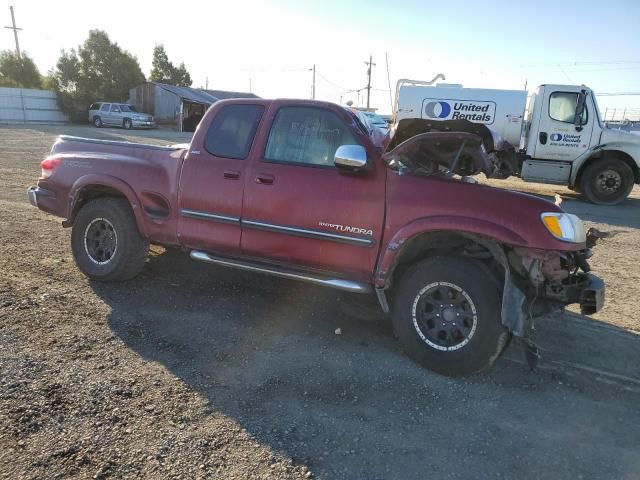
[[524, 84, 640, 204]]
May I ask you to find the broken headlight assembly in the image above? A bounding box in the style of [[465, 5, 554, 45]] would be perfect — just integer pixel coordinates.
[[540, 212, 587, 243]]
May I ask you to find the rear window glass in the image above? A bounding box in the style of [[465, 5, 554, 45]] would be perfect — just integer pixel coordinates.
[[89, 103, 100, 110], [204, 104, 264, 160]]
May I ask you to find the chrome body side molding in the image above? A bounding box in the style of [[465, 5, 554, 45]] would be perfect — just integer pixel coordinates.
[[180, 209, 240, 224], [242, 219, 374, 247]]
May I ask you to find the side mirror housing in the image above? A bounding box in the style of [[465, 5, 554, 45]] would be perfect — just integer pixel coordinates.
[[334, 145, 368, 172], [574, 89, 587, 132]]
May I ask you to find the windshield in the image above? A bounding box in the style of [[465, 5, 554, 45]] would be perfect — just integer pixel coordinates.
[[120, 104, 137, 112], [363, 111, 388, 126]]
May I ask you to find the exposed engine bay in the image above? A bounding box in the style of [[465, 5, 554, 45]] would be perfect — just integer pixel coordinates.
[[383, 118, 522, 179]]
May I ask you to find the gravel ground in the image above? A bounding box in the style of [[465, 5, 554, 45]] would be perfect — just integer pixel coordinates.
[[1, 125, 639, 479]]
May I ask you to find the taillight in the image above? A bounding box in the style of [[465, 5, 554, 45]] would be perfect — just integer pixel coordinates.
[[40, 156, 62, 179]]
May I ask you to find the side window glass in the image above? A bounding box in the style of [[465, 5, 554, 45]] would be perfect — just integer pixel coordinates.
[[264, 107, 359, 167], [549, 92, 588, 125], [111, 105, 121, 113], [204, 104, 264, 160], [100, 104, 110, 112]]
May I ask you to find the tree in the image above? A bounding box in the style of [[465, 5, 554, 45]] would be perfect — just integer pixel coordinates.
[[51, 30, 145, 115], [150, 45, 192, 87], [0, 50, 42, 88]]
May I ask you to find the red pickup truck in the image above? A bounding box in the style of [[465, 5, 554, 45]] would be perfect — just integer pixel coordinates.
[[28, 98, 605, 376]]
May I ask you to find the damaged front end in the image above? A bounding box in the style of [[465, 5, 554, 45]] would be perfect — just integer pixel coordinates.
[[507, 230, 606, 331], [383, 118, 521, 179]]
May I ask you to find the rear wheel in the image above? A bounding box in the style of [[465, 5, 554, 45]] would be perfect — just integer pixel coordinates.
[[71, 198, 148, 281], [123, 118, 132, 129], [93, 116, 103, 128], [392, 256, 509, 376], [580, 158, 634, 205]]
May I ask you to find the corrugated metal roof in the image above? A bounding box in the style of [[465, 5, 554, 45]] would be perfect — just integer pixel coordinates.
[[202, 89, 259, 100], [153, 82, 218, 105], [147, 82, 260, 105]]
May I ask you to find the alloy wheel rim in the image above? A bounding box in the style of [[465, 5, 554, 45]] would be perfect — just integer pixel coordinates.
[[412, 281, 478, 351], [84, 217, 118, 265]]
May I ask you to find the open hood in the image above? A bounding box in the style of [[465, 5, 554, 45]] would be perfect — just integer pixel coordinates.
[[383, 118, 512, 177]]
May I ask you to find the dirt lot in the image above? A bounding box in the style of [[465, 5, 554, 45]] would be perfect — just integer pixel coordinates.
[[1, 125, 639, 479]]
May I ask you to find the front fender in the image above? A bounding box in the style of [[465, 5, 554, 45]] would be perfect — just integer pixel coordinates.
[[374, 216, 527, 287], [570, 143, 640, 185], [67, 174, 148, 238]]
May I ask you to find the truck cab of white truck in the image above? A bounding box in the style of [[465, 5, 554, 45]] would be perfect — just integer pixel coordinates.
[[395, 79, 640, 204]]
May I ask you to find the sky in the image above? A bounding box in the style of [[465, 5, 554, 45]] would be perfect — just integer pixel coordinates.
[[2, 0, 639, 117]]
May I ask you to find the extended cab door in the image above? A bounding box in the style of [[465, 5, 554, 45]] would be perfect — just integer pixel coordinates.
[[177, 102, 265, 254], [240, 103, 385, 282], [532, 88, 595, 162]]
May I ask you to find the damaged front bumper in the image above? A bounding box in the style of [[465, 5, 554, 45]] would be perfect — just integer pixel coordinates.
[[544, 272, 605, 316], [508, 246, 605, 332]]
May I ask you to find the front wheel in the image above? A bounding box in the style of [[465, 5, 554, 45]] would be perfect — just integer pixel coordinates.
[[123, 118, 132, 129], [71, 198, 149, 281], [93, 116, 103, 128], [392, 256, 510, 377], [580, 158, 634, 205]]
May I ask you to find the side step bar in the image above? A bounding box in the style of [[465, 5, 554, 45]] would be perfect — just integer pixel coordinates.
[[190, 251, 372, 294]]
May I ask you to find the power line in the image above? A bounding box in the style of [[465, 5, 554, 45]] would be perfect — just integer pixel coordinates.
[[315, 71, 350, 91]]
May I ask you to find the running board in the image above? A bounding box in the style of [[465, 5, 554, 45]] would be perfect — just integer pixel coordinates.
[[190, 251, 372, 294]]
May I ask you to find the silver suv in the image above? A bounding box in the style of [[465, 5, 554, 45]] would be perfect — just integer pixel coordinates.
[[88, 102, 155, 129]]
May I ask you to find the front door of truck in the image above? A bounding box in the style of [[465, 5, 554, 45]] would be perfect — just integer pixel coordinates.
[[178, 103, 265, 254], [241, 105, 385, 281], [533, 89, 595, 162]]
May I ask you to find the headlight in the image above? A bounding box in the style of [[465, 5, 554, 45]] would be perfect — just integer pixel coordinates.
[[540, 212, 586, 243]]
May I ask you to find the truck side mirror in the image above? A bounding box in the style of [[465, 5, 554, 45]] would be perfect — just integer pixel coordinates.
[[334, 145, 368, 172], [574, 89, 587, 132]]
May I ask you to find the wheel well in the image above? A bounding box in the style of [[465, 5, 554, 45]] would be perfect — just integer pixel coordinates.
[[71, 186, 127, 221], [576, 150, 640, 186], [387, 231, 505, 292]]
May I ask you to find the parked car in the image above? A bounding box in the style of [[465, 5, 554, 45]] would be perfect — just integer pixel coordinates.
[[28, 98, 605, 376], [88, 102, 155, 129], [354, 109, 390, 134]]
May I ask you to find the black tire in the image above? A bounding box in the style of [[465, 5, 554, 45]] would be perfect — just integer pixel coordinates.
[[93, 116, 103, 128], [71, 198, 149, 281], [392, 256, 510, 377], [580, 158, 634, 205], [123, 118, 132, 130]]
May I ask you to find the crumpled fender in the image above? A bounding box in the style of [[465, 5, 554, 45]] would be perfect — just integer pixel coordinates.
[[374, 215, 527, 287], [66, 174, 148, 237]]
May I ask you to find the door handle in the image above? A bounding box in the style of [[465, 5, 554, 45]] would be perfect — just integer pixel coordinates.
[[255, 173, 274, 185], [224, 170, 240, 180], [539, 132, 548, 145]]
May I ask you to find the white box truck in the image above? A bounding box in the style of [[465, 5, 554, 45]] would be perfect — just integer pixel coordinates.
[[394, 77, 640, 204]]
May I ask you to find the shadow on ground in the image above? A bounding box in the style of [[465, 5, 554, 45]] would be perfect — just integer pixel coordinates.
[[91, 248, 640, 480]]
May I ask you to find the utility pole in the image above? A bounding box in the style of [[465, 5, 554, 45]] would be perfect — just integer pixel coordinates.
[[4, 6, 22, 59], [205, 76, 209, 89], [311, 64, 316, 100], [365, 55, 375, 109]]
